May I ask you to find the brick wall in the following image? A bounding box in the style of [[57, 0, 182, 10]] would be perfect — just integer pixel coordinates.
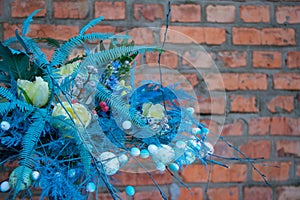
[[1, 0, 300, 200]]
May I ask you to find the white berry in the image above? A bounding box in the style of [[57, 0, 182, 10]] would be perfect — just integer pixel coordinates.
[[0, 181, 10, 192], [1, 121, 10, 131]]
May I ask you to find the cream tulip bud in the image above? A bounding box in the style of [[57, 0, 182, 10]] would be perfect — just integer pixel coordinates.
[[17, 77, 50, 107]]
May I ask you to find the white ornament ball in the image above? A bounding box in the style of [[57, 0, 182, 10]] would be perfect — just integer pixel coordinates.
[[0, 181, 10, 192], [122, 120, 132, 130], [147, 144, 158, 154], [156, 162, 166, 172], [118, 154, 129, 166], [31, 171, 40, 181], [98, 152, 120, 175], [86, 182, 96, 192], [0, 121, 10, 131], [152, 145, 175, 164], [130, 147, 140, 157]]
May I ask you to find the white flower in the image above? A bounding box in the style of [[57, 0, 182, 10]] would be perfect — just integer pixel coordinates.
[[17, 77, 50, 107], [52, 101, 92, 127], [142, 102, 165, 120]]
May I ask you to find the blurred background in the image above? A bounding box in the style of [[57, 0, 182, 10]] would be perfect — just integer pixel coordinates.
[[0, 0, 299, 199]]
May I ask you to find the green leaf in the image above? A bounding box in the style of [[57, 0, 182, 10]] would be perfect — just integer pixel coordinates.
[[0, 42, 42, 84]]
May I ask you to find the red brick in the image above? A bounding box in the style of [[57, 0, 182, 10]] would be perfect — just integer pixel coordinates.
[[232, 28, 295, 46], [11, 0, 46, 17], [253, 51, 282, 68], [54, 0, 89, 19], [267, 96, 294, 113], [134, 4, 164, 22], [182, 50, 213, 68], [276, 6, 300, 24], [277, 186, 300, 200], [239, 73, 268, 90], [277, 140, 300, 157], [261, 28, 295, 46], [171, 4, 201, 22], [273, 73, 300, 90], [214, 141, 234, 158], [230, 95, 258, 113], [204, 73, 267, 91], [41, 48, 54, 60], [248, 117, 271, 135], [94, 2, 125, 20], [217, 51, 247, 68], [113, 170, 172, 186], [232, 27, 261, 45], [287, 51, 300, 68], [211, 164, 247, 182], [240, 5, 270, 23], [135, 73, 198, 91], [221, 120, 244, 136], [206, 5, 235, 23], [181, 164, 208, 183], [145, 51, 178, 69], [85, 25, 116, 34], [252, 162, 291, 182], [239, 140, 271, 159], [128, 28, 154, 45], [270, 117, 300, 136], [178, 187, 203, 200], [97, 192, 126, 200], [244, 187, 272, 200], [197, 96, 226, 114], [163, 26, 226, 45], [133, 191, 161, 200], [207, 187, 238, 200], [27, 24, 79, 41]]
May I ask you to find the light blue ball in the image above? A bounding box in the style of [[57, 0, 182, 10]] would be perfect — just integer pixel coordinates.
[[140, 149, 150, 158], [130, 147, 140, 157], [168, 163, 179, 172], [86, 182, 96, 192], [125, 185, 135, 196], [156, 162, 166, 171]]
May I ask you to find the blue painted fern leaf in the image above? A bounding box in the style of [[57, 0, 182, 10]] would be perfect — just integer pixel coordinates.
[[79, 16, 104, 36], [22, 9, 42, 36]]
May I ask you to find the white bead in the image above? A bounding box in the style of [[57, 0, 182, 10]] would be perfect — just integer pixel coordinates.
[[147, 144, 158, 154], [192, 127, 200, 135], [122, 120, 132, 130], [130, 147, 140, 157], [0, 121, 10, 131], [176, 141, 186, 149], [186, 107, 195, 114], [86, 182, 96, 192], [124, 60, 130, 65], [0, 181, 10, 192], [98, 152, 120, 175], [156, 162, 166, 172], [31, 171, 40, 181]]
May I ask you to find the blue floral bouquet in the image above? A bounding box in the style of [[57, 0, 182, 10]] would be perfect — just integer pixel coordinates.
[[0, 10, 267, 200]]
